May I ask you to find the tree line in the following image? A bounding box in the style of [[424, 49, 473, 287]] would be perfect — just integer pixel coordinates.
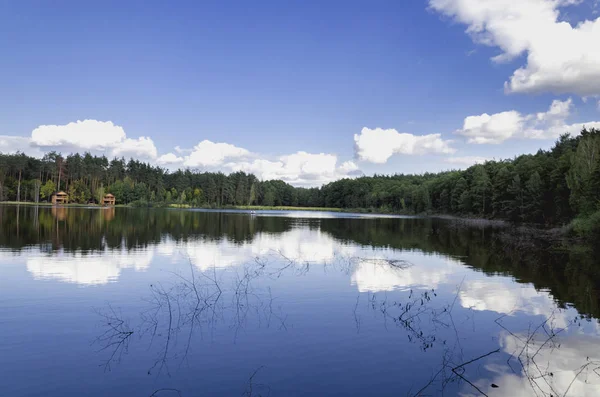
[[1, 127, 599, 225]]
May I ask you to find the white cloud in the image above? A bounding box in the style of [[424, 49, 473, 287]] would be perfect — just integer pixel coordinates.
[[445, 156, 489, 166], [0, 135, 44, 157], [526, 121, 600, 140], [457, 98, 600, 143], [458, 111, 523, 144], [23, 119, 160, 159], [157, 152, 184, 165], [282, 151, 337, 175], [538, 97, 572, 121], [112, 137, 158, 159], [226, 158, 285, 179], [32, 120, 126, 150], [429, 0, 600, 96], [353, 127, 455, 164], [5, 123, 360, 186], [183, 140, 249, 168], [226, 151, 361, 186], [339, 160, 359, 173], [156, 140, 361, 186]]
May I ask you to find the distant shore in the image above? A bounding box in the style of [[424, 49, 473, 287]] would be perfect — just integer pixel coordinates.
[[0, 201, 347, 211], [0, 201, 128, 208]]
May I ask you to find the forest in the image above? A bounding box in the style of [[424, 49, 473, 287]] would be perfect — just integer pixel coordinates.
[[1, 127, 600, 229]]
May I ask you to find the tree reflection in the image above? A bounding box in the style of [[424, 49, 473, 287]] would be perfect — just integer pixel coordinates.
[[241, 366, 271, 397], [3, 206, 584, 317], [486, 312, 600, 397], [88, 248, 600, 396], [353, 276, 600, 396], [95, 255, 290, 378], [93, 305, 134, 372], [405, 309, 600, 396]]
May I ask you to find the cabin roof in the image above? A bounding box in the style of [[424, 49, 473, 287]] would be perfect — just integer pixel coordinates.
[[55, 191, 68, 196], [104, 193, 115, 198]]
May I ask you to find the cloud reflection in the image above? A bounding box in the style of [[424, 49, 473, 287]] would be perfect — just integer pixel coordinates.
[[11, 227, 526, 300], [351, 256, 464, 293], [460, 278, 571, 328], [470, 331, 600, 397], [164, 229, 349, 271], [26, 249, 153, 285], [16, 226, 466, 290]]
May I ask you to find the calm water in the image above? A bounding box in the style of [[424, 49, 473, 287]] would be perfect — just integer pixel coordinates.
[[1, 206, 600, 396]]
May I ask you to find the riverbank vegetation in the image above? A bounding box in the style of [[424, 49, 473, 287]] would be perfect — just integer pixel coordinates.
[[1, 128, 600, 234]]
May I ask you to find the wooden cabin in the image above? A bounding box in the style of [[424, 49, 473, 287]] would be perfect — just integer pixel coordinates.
[[52, 191, 69, 205], [102, 193, 116, 206]]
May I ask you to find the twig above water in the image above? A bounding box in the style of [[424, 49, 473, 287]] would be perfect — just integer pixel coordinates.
[[451, 349, 501, 397]]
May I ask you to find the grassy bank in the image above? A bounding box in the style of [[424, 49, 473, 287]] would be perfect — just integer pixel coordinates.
[[0, 201, 128, 208], [1, 201, 347, 212]]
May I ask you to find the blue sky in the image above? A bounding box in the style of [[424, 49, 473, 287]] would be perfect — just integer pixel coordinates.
[[1, 0, 600, 185]]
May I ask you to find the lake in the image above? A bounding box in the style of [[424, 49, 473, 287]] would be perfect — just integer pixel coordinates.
[[1, 205, 600, 396]]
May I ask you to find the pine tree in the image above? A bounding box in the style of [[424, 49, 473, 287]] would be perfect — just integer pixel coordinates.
[[439, 189, 450, 213], [471, 165, 491, 216], [525, 171, 543, 222], [508, 174, 525, 221], [492, 166, 513, 218], [452, 178, 468, 213]]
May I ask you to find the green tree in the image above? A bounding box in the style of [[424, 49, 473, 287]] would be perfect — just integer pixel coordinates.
[[525, 171, 543, 222], [439, 188, 450, 213], [452, 177, 468, 212], [40, 180, 56, 200], [471, 165, 491, 216], [96, 185, 105, 205], [413, 185, 431, 213], [567, 129, 600, 214], [508, 174, 525, 221], [248, 183, 257, 206], [193, 188, 204, 206], [492, 166, 513, 218]]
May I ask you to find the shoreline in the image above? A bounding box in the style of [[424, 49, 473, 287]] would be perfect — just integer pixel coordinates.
[[0, 202, 129, 208], [2, 201, 592, 245], [0, 202, 344, 212], [0, 201, 582, 239], [0, 201, 571, 222]]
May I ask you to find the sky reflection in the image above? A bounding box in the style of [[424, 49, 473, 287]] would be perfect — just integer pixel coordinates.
[[1, 208, 599, 396]]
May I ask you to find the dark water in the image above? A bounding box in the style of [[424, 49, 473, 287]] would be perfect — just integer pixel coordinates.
[[1, 206, 600, 396]]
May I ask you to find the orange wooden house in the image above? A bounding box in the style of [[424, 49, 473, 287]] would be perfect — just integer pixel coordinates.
[[102, 193, 116, 206], [51, 191, 69, 205]]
